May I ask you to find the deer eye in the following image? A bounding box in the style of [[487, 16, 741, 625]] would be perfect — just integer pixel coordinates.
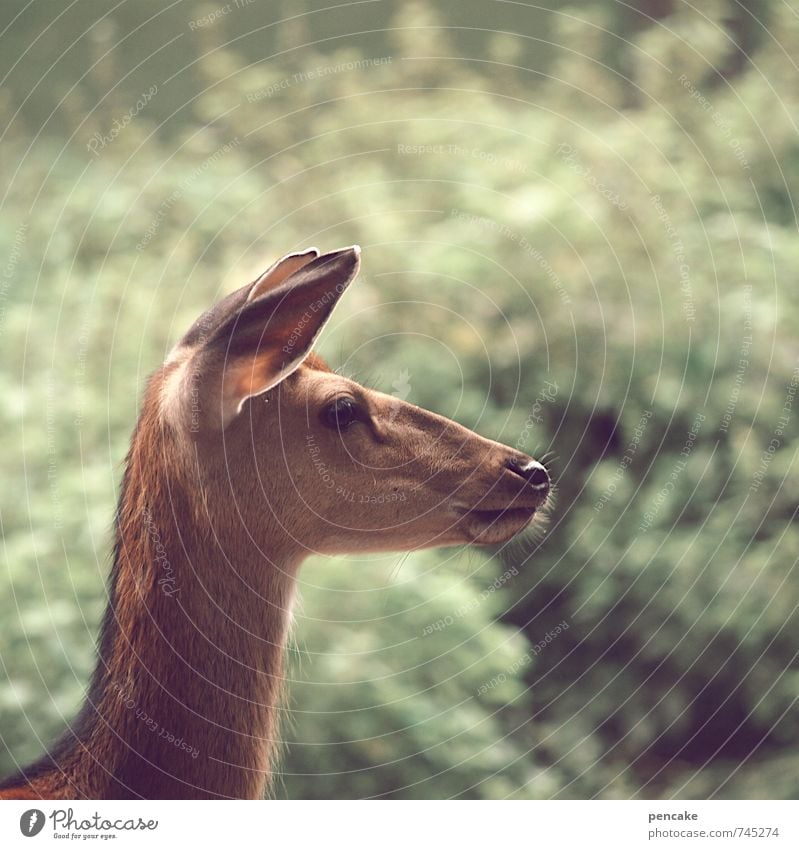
[[320, 398, 360, 430]]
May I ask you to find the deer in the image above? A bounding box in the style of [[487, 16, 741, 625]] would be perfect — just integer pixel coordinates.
[[0, 246, 551, 800]]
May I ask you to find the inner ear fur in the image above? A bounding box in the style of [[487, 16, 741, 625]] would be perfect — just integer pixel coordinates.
[[246, 248, 320, 302], [174, 248, 321, 353]]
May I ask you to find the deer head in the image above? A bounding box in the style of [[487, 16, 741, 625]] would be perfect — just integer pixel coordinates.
[[0, 244, 553, 801], [160, 245, 551, 564]]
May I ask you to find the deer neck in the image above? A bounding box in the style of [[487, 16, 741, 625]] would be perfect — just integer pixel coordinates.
[[74, 408, 300, 799]]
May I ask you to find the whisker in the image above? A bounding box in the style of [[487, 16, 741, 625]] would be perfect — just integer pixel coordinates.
[[387, 551, 412, 585]]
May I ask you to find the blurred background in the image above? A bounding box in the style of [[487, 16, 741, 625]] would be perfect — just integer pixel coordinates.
[[1, 0, 797, 799]]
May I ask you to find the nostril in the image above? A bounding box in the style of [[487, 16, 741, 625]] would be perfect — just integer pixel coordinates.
[[507, 457, 551, 492], [527, 463, 550, 490]]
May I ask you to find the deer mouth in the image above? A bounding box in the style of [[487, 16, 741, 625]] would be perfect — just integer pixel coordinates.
[[454, 503, 539, 545]]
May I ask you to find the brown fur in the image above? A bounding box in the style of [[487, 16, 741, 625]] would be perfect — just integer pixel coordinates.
[[0, 247, 550, 799]]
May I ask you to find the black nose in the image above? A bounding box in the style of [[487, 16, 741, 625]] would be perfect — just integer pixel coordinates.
[[507, 456, 551, 494]]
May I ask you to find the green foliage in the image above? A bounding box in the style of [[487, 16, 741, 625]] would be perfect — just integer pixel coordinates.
[[279, 551, 559, 799], [1, 1, 797, 798]]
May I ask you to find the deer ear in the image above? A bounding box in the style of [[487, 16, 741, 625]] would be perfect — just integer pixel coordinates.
[[199, 246, 360, 429], [171, 248, 322, 356], [246, 247, 320, 302]]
